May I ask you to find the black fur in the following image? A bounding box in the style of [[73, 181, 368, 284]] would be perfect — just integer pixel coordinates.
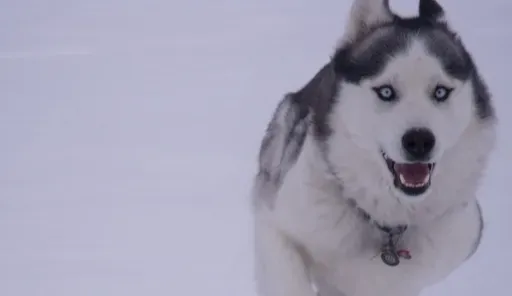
[[333, 19, 473, 82], [333, 27, 410, 83], [256, 64, 339, 179], [257, 94, 309, 189], [294, 63, 340, 140], [419, 0, 444, 21], [471, 69, 495, 120], [253, 64, 340, 206]]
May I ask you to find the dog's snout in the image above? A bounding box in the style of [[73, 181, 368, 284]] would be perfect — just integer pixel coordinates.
[[401, 128, 435, 161]]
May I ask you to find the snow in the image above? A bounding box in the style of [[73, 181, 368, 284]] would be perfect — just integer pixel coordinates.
[[1, 0, 510, 295]]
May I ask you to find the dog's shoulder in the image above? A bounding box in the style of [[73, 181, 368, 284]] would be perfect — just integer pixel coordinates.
[[252, 63, 338, 207]]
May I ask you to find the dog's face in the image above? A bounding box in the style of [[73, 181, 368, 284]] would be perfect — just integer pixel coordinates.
[[325, 0, 493, 200], [338, 41, 473, 198]]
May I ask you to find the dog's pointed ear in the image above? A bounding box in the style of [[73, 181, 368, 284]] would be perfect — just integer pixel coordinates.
[[419, 0, 446, 23], [340, 0, 394, 44]]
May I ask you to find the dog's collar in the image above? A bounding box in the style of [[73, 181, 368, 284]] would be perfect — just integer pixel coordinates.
[[355, 205, 411, 267], [357, 208, 408, 235]]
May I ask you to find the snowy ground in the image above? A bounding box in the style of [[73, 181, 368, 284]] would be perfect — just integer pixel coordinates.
[[1, 0, 511, 295]]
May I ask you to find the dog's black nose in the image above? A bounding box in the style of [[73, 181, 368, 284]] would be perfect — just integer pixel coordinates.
[[401, 128, 435, 160]]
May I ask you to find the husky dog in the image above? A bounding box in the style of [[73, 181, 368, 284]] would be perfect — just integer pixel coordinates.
[[251, 0, 497, 296]]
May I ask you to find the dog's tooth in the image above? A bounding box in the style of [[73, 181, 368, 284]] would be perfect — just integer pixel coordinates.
[[423, 173, 431, 184], [399, 174, 407, 185], [399, 173, 431, 188]]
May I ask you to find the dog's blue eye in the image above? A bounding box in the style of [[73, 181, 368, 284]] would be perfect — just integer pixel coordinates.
[[432, 85, 453, 102], [373, 85, 397, 102]]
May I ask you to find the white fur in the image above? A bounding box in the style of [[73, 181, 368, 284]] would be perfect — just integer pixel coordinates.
[[252, 1, 497, 296]]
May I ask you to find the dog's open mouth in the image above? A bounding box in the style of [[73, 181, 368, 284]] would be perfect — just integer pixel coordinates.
[[382, 152, 435, 196]]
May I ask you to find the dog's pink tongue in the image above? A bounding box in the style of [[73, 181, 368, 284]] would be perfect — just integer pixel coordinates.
[[394, 163, 430, 185]]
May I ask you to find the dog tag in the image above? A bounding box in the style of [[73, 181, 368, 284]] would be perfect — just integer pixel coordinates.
[[381, 251, 400, 266]]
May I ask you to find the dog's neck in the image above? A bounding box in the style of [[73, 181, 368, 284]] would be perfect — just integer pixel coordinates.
[[346, 197, 407, 231], [301, 134, 442, 228], [301, 140, 415, 266]]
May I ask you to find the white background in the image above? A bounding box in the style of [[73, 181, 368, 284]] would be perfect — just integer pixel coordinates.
[[1, 0, 510, 295]]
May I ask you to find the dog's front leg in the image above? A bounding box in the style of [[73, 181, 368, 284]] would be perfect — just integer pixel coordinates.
[[254, 218, 316, 296]]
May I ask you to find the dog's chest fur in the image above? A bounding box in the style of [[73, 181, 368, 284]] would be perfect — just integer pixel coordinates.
[[268, 140, 481, 296]]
